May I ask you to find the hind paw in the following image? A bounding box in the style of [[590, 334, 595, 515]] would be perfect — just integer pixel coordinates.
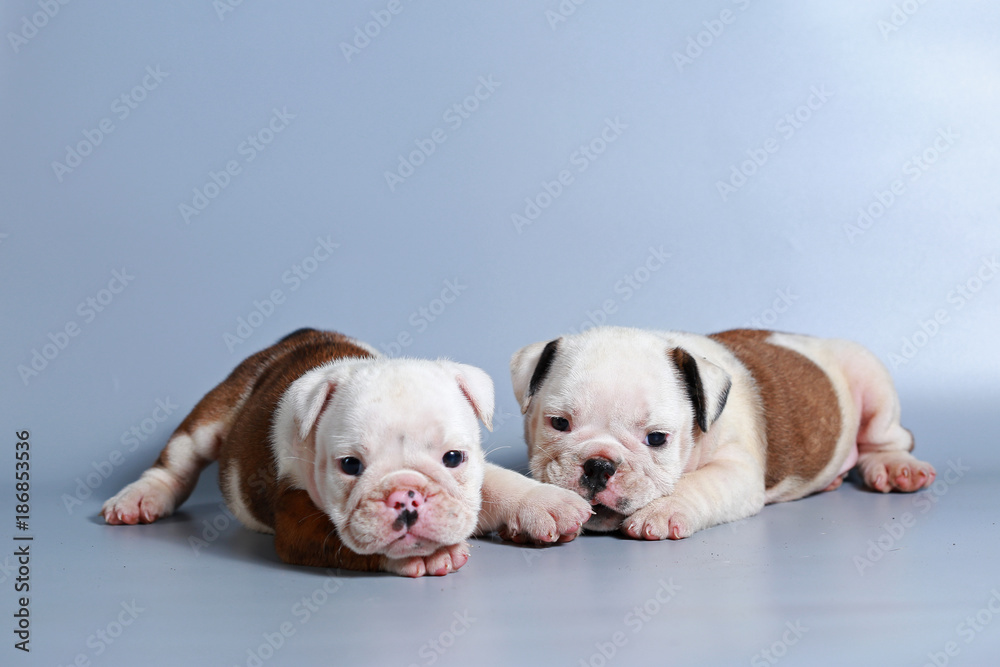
[[102, 475, 178, 524], [858, 452, 935, 493]]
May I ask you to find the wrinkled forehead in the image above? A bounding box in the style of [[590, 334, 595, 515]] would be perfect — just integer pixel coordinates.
[[547, 340, 678, 417], [338, 365, 476, 443]]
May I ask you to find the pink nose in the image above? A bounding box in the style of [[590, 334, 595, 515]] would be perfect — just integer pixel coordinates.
[[386, 488, 424, 512]]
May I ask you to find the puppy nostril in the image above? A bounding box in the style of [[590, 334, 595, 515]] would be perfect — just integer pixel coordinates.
[[583, 458, 616, 480], [387, 488, 425, 514]]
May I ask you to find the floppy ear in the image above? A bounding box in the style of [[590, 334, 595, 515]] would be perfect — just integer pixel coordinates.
[[288, 367, 350, 441], [669, 348, 731, 433], [440, 362, 495, 431], [510, 338, 560, 414]]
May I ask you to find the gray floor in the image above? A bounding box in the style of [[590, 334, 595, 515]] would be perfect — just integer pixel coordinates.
[[23, 395, 1000, 666]]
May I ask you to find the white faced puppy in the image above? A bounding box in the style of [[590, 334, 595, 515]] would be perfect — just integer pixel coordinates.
[[511, 326, 936, 540], [104, 328, 590, 577]]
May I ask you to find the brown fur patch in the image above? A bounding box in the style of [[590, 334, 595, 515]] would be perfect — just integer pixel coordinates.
[[215, 329, 374, 530], [709, 329, 841, 489], [273, 487, 387, 571]]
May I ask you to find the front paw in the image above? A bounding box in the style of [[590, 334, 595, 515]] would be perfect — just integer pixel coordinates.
[[622, 498, 695, 541], [384, 542, 470, 578], [500, 485, 593, 545]]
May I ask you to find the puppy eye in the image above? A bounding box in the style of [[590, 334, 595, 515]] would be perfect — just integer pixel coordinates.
[[339, 457, 364, 476], [442, 450, 466, 468], [550, 417, 570, 432], [644, 432, 669, 447]]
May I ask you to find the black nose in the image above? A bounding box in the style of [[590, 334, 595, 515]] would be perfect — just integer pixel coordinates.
[[581, 458, 617, 494], [393, 509, 418, 531]]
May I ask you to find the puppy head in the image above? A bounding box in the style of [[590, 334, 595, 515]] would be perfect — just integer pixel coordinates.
[[511, 327, 730, 531], [277, 358, 493, 559]]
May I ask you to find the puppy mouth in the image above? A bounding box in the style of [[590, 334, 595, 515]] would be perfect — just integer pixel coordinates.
[[585, 503, 627, 532]]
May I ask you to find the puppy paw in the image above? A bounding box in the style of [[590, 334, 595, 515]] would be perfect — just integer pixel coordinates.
[[822, 473, 847, 493], [384, 542, 470, 578], [102, 476, 177, 525], [622, 498, 695, 541], [858, 452, 936, 493], [500, 485, 593, 544]]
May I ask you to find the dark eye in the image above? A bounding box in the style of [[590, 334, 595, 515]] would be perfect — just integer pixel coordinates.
[[644, 432, 668, 447], [550, 416, 570, 432], [340, 457, 364, 476], [442, 450, 465, 468]]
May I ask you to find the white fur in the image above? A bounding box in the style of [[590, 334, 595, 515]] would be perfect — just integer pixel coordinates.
[[102, 423, 224, 525], [511, 326, 932, 540], [271, 358, 491, 558], [223, 459, 273, 534]]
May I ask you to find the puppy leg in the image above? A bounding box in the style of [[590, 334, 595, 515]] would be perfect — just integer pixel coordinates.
[[834, 342, 936, 493], [476, 463, 593, 544], [103, 348, 275, 525], [274, 489, 467, 577], [102, 421, 224, 525], [624, 458, 764, 540]]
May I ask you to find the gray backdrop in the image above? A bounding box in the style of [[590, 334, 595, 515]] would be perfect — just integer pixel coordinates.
[[2, 2, 999, 666]]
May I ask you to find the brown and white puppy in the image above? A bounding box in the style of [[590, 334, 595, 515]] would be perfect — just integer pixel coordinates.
[[511, 326, 936, 540], [103, 328, 591, 577]]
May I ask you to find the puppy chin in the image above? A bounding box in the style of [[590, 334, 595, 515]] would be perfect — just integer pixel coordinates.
[[585, 504, 627, 532], [343, 525, 445, 559], [381, 534, 443, 559]]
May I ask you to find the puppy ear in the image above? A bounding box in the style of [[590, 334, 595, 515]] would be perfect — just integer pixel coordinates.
[[288, 368, 349, 441], [510, 338, 560, 414], [669, 348, 731, 433], [441, 362, 495, 431]]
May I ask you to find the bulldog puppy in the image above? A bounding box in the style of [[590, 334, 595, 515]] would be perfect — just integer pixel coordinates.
[[511, 326, 936, 540], [103, 328, 590, 577]]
